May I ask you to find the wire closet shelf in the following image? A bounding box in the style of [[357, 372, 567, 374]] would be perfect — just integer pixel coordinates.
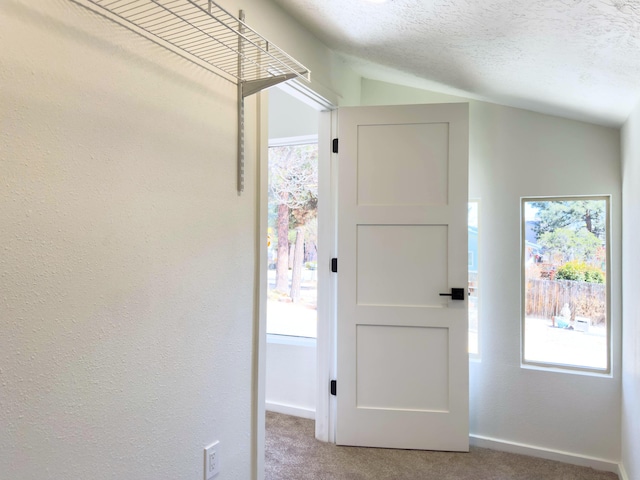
[[83, 0, 311, 193], [85, 0, 311, 85]]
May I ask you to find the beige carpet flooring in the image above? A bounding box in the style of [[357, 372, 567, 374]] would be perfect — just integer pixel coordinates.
[[265, 412, 619, 480]]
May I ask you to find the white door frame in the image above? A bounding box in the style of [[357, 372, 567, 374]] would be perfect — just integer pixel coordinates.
[[253, 80, 337, 480], [315, 108, 338, 443]]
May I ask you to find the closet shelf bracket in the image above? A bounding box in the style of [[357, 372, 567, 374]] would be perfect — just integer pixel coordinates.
[[242, 75, 299, 99], [236, 73, 299, 193]]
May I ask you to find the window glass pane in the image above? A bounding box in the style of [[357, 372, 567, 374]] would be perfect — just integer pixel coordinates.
[[522, 198, 609, 371], [266, 143, 318, 338], [468, 202, 479, 356]]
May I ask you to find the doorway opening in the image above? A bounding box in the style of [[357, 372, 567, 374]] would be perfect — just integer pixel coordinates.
[[263, 86, 324, 422], [257, 81, 336, 479]]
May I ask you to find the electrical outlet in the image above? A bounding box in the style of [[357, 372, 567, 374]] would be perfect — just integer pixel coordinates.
[[204, 441, 220, 479]]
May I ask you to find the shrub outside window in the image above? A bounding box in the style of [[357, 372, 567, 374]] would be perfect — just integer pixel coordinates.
[[521, 197, 610, 373]]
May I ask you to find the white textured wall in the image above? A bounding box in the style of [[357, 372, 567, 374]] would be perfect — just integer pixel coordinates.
[[362, 78, 622, 463], [0, 3, 254, 479], [621, 102, 640, 480], [0, 1, 358, 479]]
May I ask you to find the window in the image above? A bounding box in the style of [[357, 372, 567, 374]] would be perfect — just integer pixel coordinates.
[[266, 139, 318, 338], [469, 201, 479, 356], [521, 197, 610, 373]]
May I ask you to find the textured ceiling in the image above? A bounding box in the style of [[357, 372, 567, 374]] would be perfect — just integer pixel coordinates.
[[273, 0, 640, 126]]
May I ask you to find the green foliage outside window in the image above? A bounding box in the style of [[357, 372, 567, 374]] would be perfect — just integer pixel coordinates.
[[538, 227, 601, 264], [555, 260, 605, 284]]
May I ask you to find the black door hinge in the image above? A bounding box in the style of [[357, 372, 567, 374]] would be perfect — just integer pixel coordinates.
[[330, 380, 337, 396], [332, 138, 338, 153], [331, 258, 338, 273]]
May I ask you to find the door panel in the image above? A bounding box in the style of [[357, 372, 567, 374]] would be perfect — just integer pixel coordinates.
[[357, 123, 449, 206], [336, 103, 469, 451], [356, 225, 448, 306], [356, 325, 449, 411]]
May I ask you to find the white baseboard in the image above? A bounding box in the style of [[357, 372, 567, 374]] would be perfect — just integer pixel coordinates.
[[618, 462, 629, 480], [469, 434, 619, 475], [265, 402, 315, 420]]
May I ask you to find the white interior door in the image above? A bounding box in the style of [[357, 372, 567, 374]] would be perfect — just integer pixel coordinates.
[[336, 103, 469, 451]]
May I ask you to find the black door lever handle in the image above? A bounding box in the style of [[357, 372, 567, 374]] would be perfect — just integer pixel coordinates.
[[439, 288, 465, 300]]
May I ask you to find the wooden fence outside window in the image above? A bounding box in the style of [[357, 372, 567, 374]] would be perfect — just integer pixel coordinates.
[[525, 278, 606, 325]]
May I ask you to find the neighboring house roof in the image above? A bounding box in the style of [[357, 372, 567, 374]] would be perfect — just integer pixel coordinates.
[[525, 220, 539, 245], [526, 240, 542, 254]]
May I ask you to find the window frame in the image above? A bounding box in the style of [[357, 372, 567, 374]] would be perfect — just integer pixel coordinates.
[[520, 195, 611, 375]]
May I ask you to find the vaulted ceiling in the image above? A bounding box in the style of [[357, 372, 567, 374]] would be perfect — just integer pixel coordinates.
[[274, 0, 640, 127]]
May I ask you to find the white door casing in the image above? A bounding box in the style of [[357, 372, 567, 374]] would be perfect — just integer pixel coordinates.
[[336, 103, 469, 451]]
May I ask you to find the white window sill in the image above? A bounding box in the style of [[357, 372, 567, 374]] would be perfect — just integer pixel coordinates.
[[267, 334, 317, 347], [521, 362, 612, 378]]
